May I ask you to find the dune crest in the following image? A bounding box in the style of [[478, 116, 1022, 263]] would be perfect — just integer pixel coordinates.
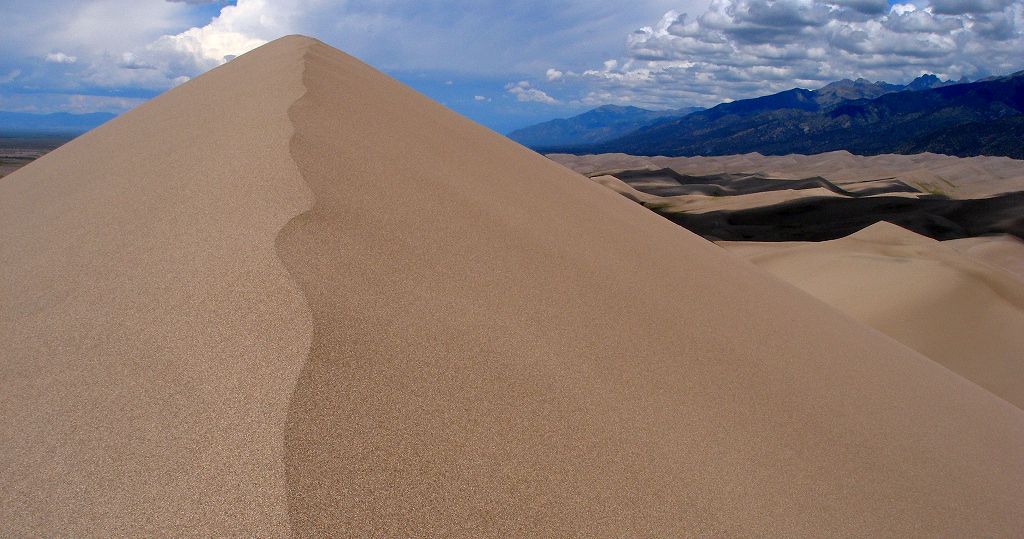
[[722, 221, 1024, 409], [3, 36, 1024, 535]]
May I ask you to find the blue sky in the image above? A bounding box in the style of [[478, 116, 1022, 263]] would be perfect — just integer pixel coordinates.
[[1, 0, 1021, 133]]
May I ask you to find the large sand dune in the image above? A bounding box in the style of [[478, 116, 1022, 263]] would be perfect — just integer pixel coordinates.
[[3, 36, 1024, 535]]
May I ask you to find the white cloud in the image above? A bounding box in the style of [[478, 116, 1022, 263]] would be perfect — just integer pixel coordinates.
[[117, 53, 156, 70], [546, 68, 564, 80], [148, 0, 285, 70], [64, 94, 146, 113], [45, 52, 77, 64], [474, 95, 489, 101], [0, 70, 22, 84], [568, 0, 1024, 107], [505, 80, 560, 104], [2, 0, 703, 119]]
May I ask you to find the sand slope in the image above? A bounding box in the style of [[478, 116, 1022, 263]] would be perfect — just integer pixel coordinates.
[[3, 36, 1024, 535], [945, 234, 1024, 279], [722, 222, 1024, 409], [0, 38, 313, 535]]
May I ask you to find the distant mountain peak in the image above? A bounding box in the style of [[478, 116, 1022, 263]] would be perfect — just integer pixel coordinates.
[[903, 74, 957, 91], [507, 104, 701, 149], [585, 67, 1024, 159], [592, 104, 644, 112]]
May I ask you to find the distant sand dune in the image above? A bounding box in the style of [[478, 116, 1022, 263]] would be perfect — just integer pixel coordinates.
[[574, 157, 1024, 242], [552, 151, 1024, 198], [3, 36, 1024, 535], [722, 222, 1024, 409]]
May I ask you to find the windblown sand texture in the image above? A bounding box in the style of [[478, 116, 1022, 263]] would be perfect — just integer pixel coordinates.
[[3, 36, 1024, 536]]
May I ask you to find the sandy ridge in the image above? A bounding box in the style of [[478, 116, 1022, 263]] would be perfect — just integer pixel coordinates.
[[273, 38, 1024, 535], [4, 36, 1024, 536], [0, 35, 316, 536]]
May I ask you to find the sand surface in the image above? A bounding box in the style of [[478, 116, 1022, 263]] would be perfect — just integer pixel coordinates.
[[553, 151, 1024, 198], [3, 36, 1024, 536], [945, 234, 1024, 279], [577, 160, 1024, 242], [1, 37, 313, 535], [591, 174, 850, 213], [721, 222, 1024, 409]]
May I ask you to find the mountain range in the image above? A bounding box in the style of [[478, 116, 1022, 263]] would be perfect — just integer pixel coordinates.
[[519, 73, 1024, 159], [507, 105, 702, 148]]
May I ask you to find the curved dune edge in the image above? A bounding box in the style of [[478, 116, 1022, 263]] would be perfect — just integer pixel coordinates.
[[720, 222, 1024, 409], [945, 234, 1024, 279], [275, 38, 1024, 535], [3, 35, 1024, 535], [0, 37, 314, 534]]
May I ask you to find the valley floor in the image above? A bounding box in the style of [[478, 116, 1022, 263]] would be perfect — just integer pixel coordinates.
[[0, 137, 70, 178]]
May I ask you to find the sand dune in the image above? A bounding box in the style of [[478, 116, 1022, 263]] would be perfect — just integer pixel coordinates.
[[591, 173, 849, 213], [945, 234, 1024, 279], [721, 222, 1024, 409], [575, 158, 1024, 242], [552, 151, 1024, 198], [3, 36, 1024, 535]]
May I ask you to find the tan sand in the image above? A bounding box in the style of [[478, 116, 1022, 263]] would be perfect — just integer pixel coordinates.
[[3, 36, 1024, 536], [721, 222, 1024, 409], [553, 150, 1024, 198], [591, 174, 851, 213], [945, 234, 1024, 279], [0, 37, 313, 535]]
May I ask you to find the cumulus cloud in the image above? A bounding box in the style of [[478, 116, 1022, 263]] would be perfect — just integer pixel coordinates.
[[546, 68, 564, 80], [474, 95, 488, 101], [117, 53, 156, 70], [64, 94, 147, 113], [505, 80, 559, 104], [1, 0, 705, 121], [562, 0, 1024, 107], [148, 0, 283, 70], [45, 52, 77, 64]]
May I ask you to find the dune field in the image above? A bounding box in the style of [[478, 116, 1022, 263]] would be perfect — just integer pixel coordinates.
[[553, 151, 1024, 198], [2, 36, 1024, 536], [554, 153, 1024, 242]]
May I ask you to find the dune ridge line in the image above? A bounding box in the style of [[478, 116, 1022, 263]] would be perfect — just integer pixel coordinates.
[[3, 35, 1024, 536], [270, 37, 1024, 535]]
